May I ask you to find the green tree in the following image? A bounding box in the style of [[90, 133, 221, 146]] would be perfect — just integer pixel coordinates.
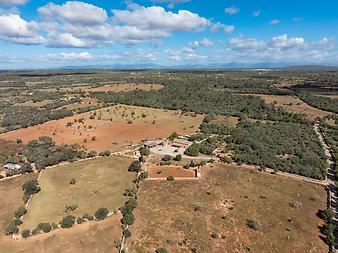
[[95, 208, 109, 220], [173, 154, 182, 161], [167, 176, 175, 181], [59, 216, 76, 228], [139, 147, 150, 156], [21, 229, 30, 238], [128, 161, 141, 172], [184, 143, 200, 157], [14, 207, 27, 219]]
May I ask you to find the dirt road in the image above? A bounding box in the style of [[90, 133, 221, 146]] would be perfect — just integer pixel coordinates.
[[314, 124, 338, 251]]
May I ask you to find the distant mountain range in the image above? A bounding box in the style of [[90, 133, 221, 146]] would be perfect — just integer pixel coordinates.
[[60, 62, 338, 71]]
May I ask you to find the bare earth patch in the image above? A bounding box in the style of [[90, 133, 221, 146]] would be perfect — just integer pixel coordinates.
[[86, 83, 164, 93], [0, 104, 203, 152], [244, 94, 333, 119]]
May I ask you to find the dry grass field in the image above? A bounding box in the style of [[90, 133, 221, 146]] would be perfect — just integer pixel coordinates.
[[0, 174, 37, 234], [0, 104, 203, 152], [147, 165, 196, 179], [21, 156, 134, 231], [38, 83, 164, 94], [0, 214, 122, 253], [85, 83, 164, 93], [127, 163, 327, 253], [211, 116, 239, 127], [244, 94, 333, 119]]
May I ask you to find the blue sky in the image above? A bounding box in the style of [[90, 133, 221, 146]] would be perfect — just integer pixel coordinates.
[[0, 0, 337, 69]]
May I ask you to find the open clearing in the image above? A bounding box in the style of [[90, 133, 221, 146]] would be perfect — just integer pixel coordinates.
[[0, 174, 37, 234], [85, 83, 164, 93], [22, 156, 134, 231], [0, 104, 203, 152], [127, 163, 327, 253], [0, 214, 122, 253], [243, 94, 333, 119], [148, 165, 197, 179], [38, 83, 164, 94]]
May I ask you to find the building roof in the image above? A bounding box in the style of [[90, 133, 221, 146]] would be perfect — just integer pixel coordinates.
[[172, 138, 191, 145], [4, 163, 21, 170]]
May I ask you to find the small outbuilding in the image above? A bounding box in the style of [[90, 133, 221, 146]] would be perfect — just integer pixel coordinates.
[[172, 138, 191, 149], [3, 163, 21, 170]]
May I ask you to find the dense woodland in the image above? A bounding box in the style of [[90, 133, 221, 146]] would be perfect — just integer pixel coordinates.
[[228, 121, 326, 179]]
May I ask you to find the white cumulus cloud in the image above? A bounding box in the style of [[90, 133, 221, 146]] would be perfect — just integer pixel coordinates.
[[0, 14, 46, 44], [225, 6, 239, 15]]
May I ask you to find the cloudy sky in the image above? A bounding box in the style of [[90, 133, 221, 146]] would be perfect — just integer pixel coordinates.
[[0, 0, 337, 69]]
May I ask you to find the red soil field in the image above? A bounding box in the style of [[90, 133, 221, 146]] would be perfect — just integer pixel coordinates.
[[148, 165, 196, 178], [0, 105, 202, 152]]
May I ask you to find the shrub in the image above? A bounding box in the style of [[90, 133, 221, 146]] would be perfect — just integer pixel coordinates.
[[95, 208, 109, 220], [121, 213, 134, 225], [139, 147, 150, 157], [99, 150, 111, 157], [69, 178, 76, 185], [77, 217, 85, 224], [290, 201, 302, 209], [320, 208, 334, 222], [167, 176, 175, 181], [162, 155, 172, 162], [192, 202, 203, 212], [31, 228, 40, 235], [156, 248, 168, 253], [246, 219, 262, 230], [14, 207, 27, 219], [83, 213, 94, 221], [87, 150, 97, 158], [60, 215, 76, 228], [123, 229, 131, 238], [168, 132, 178, 141], [128, 161, 141, 172], [51, 223, 58, 230], [173, 154, 182, 161], [12, 218, 23, 226], [38, 223, 52, 233], [65, 203, 78, 212], [23, 179, 40, 196], [21, 229, 30, 238], [120, 199, 137, 216], [5, 222, 18, 235], [211, 231, 218, 239]]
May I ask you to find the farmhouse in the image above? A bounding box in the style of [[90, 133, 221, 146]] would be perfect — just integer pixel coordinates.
[[3, 163, 21, 170], [172, 138, 191, 149], [144, 139, 164, 148]]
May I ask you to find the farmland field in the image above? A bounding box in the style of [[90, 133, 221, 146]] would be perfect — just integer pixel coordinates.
[[147, 165, 197, 179], [244, 94, 333, 119], [0, 214, 122, 253], [0, 174, 37, 234], [0, 104, 203, 152], [21, 156, 134, 230], [127, 163, 327, 253]]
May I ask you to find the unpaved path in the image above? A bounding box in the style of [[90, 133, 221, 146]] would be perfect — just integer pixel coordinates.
[[314, 124, 338, 252]]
